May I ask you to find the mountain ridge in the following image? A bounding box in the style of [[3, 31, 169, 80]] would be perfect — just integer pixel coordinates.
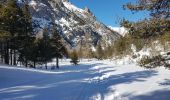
[[18, 0, 121, 48]]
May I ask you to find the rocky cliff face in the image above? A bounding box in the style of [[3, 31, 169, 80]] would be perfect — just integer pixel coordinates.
[[18, 0, 121, 48]]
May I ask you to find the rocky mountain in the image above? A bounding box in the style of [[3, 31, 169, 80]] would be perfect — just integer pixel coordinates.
[[18, 0, 121, 48], [108, 26, 128, 36]]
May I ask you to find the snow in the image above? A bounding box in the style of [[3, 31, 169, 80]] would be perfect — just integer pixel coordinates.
[[1, 59, 170, 100], [17, 0, 23, 3], [97, 28, 107, 36], [109, 26, 128, 36], [63, 1, 87, 18], [63, 1, 84, 14], [29, 0, 37, 6], [39, 3, 47, 7], [59, 18, 70, 27], [91, 46, 96, 52], [32, 17, 51, 28]]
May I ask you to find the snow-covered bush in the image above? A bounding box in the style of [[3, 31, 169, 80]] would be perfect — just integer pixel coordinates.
[[138, 55, 164, 68]]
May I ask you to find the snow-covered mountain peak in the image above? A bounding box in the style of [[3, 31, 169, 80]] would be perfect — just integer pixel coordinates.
[[16, 0, 121, 48], [62, 0, 69, 2], [63, 0, 84, 13], [84, 6, 91, 13]]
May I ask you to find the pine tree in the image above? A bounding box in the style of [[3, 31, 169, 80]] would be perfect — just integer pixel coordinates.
[[121, 0, 170, 55], [0, 0, 23, 65], [27, 40, 39, 68], [105, 44, 113, 59], [96, 41, 103, 60], [123, 0, 170, 39], [77, 39, 83, 59], [37, 28, 51, 69], [23, 35, 50, 69], [0, 0, 33, 65], [124, 0, 170, 18], [0, 1, 9, 64], [87, 48, 94, 59], [26, 28, 54, 69], [70, 50, 79, 65], [51, 27, 68, 68], [17, 3, 34, 67]]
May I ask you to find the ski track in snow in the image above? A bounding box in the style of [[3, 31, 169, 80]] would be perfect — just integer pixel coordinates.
[[0, 59, 170, 100]]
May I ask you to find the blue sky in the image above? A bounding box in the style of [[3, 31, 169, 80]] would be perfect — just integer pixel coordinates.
[[70, 0, 149, 27]]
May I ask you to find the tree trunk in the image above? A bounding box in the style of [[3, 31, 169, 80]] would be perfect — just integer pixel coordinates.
[[45, 62, 47, 69], [5, 41, 9, 65], [0, 42, 4, 63], [25, 59, 28, 67], [0, 53, 3, 63], [56, 57, 59, 69], [10, 49, 13, 65], [13, 50, 16, 65], [33, 61, 36, 68]]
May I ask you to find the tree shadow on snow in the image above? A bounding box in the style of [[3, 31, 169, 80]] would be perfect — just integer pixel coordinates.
[[79, 70, 158, 100], [159, 79, 170, 86], [128, 89, 170, 100], [0, 63, 108, 100], [0, 63, 159, 100]]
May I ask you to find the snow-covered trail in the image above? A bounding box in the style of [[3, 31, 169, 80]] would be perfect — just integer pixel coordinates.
[[0, 60, 170, 100]]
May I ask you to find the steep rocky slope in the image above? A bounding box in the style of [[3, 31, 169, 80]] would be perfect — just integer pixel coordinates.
[[18, 0, 121, 48]]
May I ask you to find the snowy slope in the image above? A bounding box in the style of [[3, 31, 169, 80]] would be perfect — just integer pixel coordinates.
[[15, 0, 121, 48], [108, 26, 128, 36], [1, 60, 170, 100]]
